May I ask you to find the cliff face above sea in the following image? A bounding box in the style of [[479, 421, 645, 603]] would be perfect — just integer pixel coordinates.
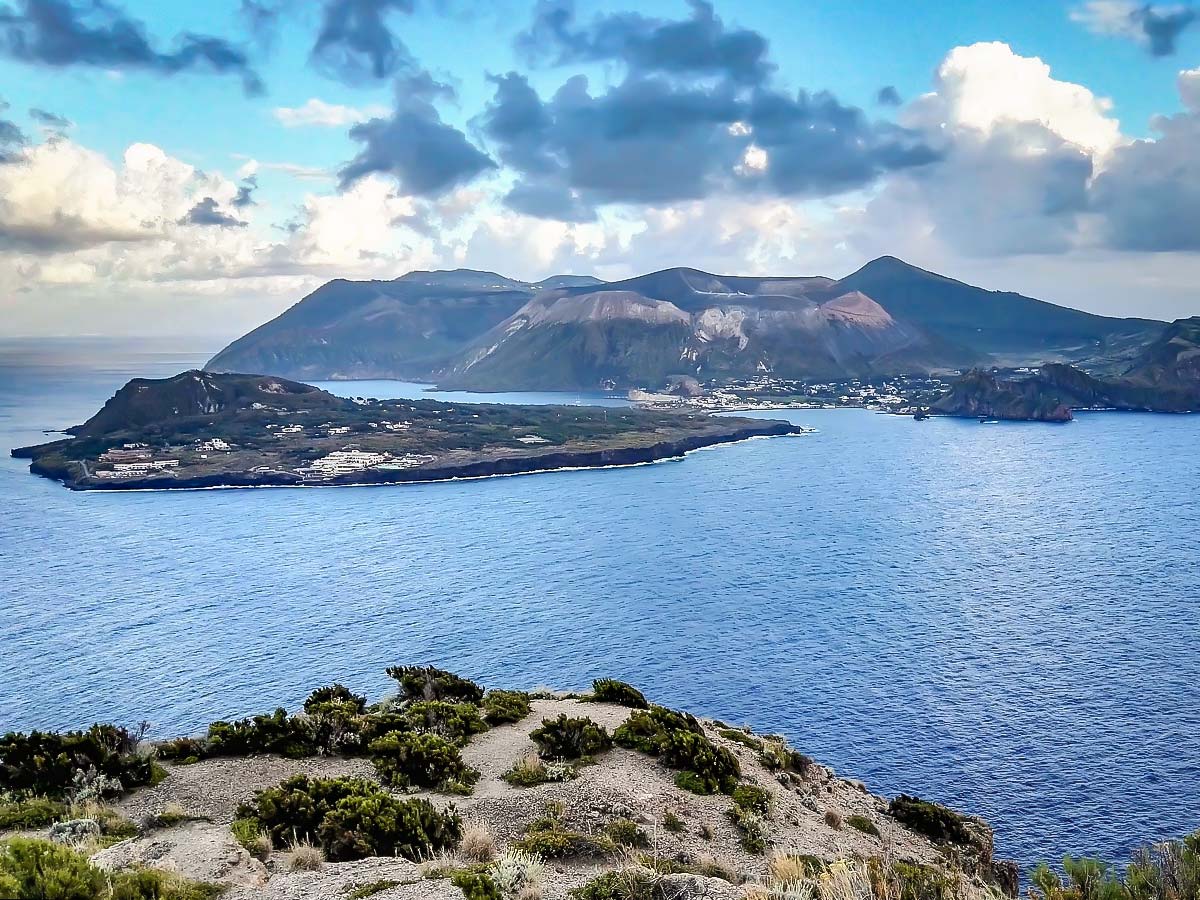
[[930, 319, 1200, 421]]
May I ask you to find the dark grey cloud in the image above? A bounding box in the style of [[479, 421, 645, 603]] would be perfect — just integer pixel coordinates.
[[876, 85, 902, 106], [517, 0, 772, 85], [338, 73, 496, 195], [1134, 3, 1196, 54], [0, 0, 264, 93], [0, 97, 26, 162], [1091, 108, 1200, 250], [479, 68, 938, 219], [312, 0, 417, 83], [29, 107, 71, 127], [233, 175, 259, 208], [180, 197, 247, 228], [481, 0, 938, 219]]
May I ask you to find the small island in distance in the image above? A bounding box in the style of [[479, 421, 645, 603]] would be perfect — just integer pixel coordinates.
[[11, 370, 807, 491]]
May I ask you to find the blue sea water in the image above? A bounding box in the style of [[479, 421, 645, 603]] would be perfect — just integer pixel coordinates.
[[2, 338, 1199, 872]]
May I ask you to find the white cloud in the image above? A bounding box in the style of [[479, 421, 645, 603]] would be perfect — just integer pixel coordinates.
[[907, 42, 1123, 162], [1179, 67, 1200, 110], [272, 98, 389, 128]]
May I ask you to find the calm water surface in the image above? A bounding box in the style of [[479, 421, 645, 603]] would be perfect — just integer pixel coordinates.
[[2, 338, 1198, 871]]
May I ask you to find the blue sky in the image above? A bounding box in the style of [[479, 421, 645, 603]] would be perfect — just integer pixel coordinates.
[[1, 0, 1199, 336]]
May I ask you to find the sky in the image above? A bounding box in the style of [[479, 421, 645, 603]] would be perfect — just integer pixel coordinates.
[[1, 0, 1200, 338]]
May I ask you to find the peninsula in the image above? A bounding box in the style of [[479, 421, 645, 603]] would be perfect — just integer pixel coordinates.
[[10, 370, 807, 491]]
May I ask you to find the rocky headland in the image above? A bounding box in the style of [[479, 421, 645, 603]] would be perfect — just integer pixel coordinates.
[[10, 370, 807, 491]]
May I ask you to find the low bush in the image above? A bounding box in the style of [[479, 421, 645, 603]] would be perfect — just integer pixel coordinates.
[[0, 725, 154, 800], [758, 737, 812, 777], [110, 867, 223, 899], [591, 680, 649, 709], [237, 774, 462, 862], [0, 836, 220, 900], [732, 784, 771, 816], [206, 708, 317, 759], [230, 817, 272, 860], [154, 737, 207, 764], [369, 731, 479, 793], [727, 804, 768, 854], [570, 870, 662, 900], [404, 701, 488, 746], [453, 869, 501, 900], [530, 716, 611, 760], [662, 811, 685, 833], [605, 818, 649, 848], [387, 666, 484, 704], [303, 684, 367, 714], [347, 881, 403, 900], [888, 795, 973, 847], [846, 814, 880, 837], [718, 729, 764, 751], [0, 797, 67, 829], [513, 817, 614, 859], [614, 707, 739, 795], [502, 754, 576, 787], [482, 691, 532, 726], [492, 848, 546, 897]]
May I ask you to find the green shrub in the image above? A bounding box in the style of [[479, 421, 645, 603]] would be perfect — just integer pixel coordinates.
[[354, 710, 413, 745], [605, 818, 649, 848], [874, 859, 960, 900], [501, 755, 576, 787], [347, 881, 403, 900], [847, 814, 880, 837], [154, 737, 207, 764], [571, 870, 661, 900], [613, 707, 739, 795], [0, 797, 67, 829], [482, 691, 532, 725], [238, 774, 462, 862], [206, 708, 317, 759], [591, 680, 649, 709], [387, 666, 484, 704], [513, 818, 614, 859], [452, 869, 501, 900], [662, 811, 685, 833], [732, 784, 771, 816], [888, 795, 973, 846], [718, 729, 763, 751], [727, 804, 768, 854], [758, 737, 812, 776], [0, 836, 107, 899], [369, 731, 479, 793], [0, 726, 154, 800], [404, 702, 488, 746], [109, 867, 224, 900], [530, 715, 612, 760], [304, 684, 367, 714]]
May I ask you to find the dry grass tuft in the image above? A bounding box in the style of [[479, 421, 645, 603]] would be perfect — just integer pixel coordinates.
[[460, 822, 497, 862], [287, 840, 325, 871], [768, 853, 809, 886], [824, 809, 843, 831]]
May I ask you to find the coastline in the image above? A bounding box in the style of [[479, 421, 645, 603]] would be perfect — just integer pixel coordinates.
[[16, 421, 814, 493]]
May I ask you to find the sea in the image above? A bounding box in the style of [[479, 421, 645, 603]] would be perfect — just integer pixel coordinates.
[[2, 336, 1199, 872]]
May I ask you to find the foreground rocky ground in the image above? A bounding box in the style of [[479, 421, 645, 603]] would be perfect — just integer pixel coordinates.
[[1, 675, 1019, 900]]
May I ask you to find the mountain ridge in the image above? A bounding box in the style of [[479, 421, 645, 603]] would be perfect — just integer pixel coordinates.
[[206, 257, 1167, 391]]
